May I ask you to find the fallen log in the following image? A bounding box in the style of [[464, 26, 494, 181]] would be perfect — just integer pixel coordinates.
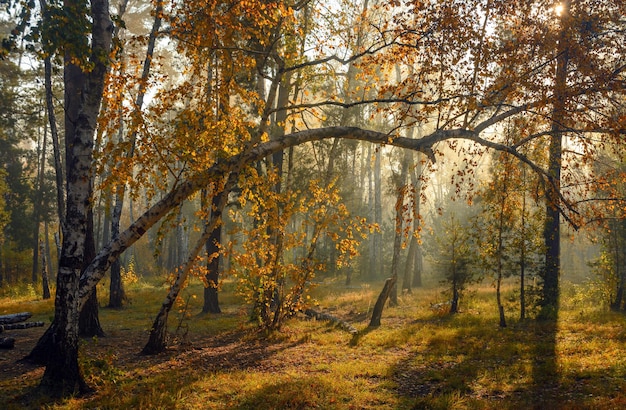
[[0, 321, 45, 333], [0, 312, 33, 325], [304, 308, 358, 335], [0, 337, 15, 349]]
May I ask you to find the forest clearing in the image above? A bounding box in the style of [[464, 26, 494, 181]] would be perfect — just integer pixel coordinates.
[[1, 0, 625, 403], [2, 277, 626, 409]]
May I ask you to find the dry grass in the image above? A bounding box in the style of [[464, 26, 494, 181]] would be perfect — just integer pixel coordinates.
[[1, 278, 626, 409]]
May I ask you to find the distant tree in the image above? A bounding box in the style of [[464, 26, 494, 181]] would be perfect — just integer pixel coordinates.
[[432, 213, 478, 314], [0, 169, 10, 285], [588, 155, 626, 311], [369, 171, 407, 326]]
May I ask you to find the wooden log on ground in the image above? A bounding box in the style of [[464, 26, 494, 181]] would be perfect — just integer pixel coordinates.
[[0, 321, 45, 331], [0, 312, 32, 325], [304, 308, 358, 335], [0, 337, 15, 349]]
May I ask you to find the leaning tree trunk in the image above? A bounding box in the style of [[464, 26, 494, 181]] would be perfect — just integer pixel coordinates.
[[369, 183, 405, 324], [143, 175, 233, 354], [142, 222, 215, 354], [369, 277, 397, 327]]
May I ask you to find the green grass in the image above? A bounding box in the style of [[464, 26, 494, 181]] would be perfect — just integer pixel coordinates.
[[1, 278, 626, 409]]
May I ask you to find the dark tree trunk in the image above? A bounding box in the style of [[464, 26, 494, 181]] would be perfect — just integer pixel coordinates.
[[32, 108, 48, 283], [202, 194, 222, 314], [40, 240, 51, 299], [39, 311, 90, 397], [79, 290, 105, 338], [143, 228, 211, 354], [520, 168, 527, 320], [497, 273, 506, 327], [402, 235, 415, 294], [369, 277, 396, 327], [410, 152, 423, 288], [24, 322, 54, 365], [109, 258, 125, 308], [450, 282, 459, 314], [141, 306, 170, 355], [541, 0, 570, 319], [610, 226, 625, 310], [79, 207, 105, 338], [108, 188, 125, 308]]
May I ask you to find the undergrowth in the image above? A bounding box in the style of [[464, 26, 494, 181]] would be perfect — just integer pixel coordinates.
[[0, 277, 625, 409]]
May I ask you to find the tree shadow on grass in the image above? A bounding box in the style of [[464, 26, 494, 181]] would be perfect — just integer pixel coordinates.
[[381, 311, 567, 409], [230, 376, 338, 410], [3, 326, 303, 409], [382, 306, 626, 409]]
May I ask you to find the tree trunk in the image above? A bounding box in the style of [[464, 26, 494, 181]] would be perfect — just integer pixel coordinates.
[[411, 152, 424, 288], [44, 221, 54, 280], [402, 147, 418, 293], [37, 0, 113, 397], [610, 223, 625, 310], [108, 190, 126, 308], [39, 8, 65, 228], [389, 158, 408, 306], [79, 290, 105, 338], [109, 258, 125, 308], [541, 1, 570, 318], [143, 174, 233, 354], [141, 306, 169, 355], [143, 223, 215, 354], [520, 167, 527, 320], [369, 277, 396, 327], [202, 193, 222, 314], [497, 275, 506, 327], [32, 107, 48, 283], [40, 240, 51, 299], [79, 207, 105, 338], [450, 280, 459, 314], [402, 236, 415, 294], [108, 0, 152, 309]]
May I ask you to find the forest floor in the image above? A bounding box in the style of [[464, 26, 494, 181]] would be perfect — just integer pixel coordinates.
[[1, 278, 626, 409]]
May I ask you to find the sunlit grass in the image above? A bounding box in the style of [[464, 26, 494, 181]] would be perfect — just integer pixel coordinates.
[[1, 276, 626, 409]]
